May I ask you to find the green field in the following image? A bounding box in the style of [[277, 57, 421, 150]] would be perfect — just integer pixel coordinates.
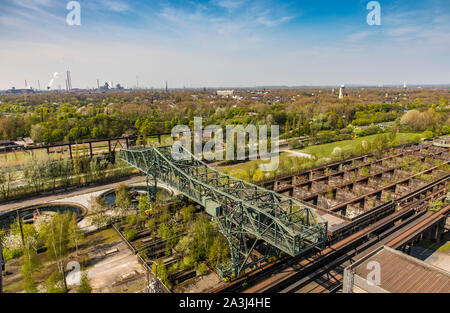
[[216, 132, 419, 181], [298, 133, 418, 158]]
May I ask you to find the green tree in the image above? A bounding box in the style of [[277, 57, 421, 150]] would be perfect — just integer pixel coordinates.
[[88, 195, 109, 227], [153, 260, 168, 285], [68, 214, 83, 256], [22, 272, 38, 293], [78, 272, 93, 293], [146, 218, 157, 236], [208, 236, 230, 268], [46, 271, 67, 293], [180, 205, 195, 223], [159, 223, 178, 251], [138, 194, 151, 215], [192, 215, 216, 260], [115, 183, 132, 217], [21, 238, 41, 293], [43, 212, 71, 291]]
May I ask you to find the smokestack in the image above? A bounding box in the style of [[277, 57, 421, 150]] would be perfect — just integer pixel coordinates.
[[38, 80, 41, 90], [66, 70, 72, 91], [25, 80, 27, 88], [165, 80, 168, 93], [97, 79, 100, 89]]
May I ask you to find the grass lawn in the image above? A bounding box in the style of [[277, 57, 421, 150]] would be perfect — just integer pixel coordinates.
[[213, 132, 419, 182], [297, 133, 418, 158], [216, 152, 293, 177]]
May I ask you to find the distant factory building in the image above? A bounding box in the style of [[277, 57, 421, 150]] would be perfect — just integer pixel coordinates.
[[217, 90, 234, 97], [6, 87, 34, 94], [99, 82, 125, 92]]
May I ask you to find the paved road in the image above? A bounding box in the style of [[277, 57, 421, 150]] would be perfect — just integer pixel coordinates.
[[0, 175, 146, 212]]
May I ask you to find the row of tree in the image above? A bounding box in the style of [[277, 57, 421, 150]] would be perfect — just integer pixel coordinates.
[[1, 212, 92, 293]]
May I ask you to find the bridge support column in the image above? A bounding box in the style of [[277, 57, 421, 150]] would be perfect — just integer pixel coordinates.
[[146, 174, 157, 202]]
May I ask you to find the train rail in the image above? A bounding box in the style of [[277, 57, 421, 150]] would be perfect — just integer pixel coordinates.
[[212, 175, 448, 293]]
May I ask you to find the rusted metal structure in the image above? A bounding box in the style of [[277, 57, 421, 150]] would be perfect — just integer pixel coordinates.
[[212, 142, 450, 293], [258, 142, 450, 240], [387, 204, 450, 251], [120, 144, 328, 279]]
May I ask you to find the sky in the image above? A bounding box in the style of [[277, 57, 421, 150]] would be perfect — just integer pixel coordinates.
[[0, 0, 449, 90]]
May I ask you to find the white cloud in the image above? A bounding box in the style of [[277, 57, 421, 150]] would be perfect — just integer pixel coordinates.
[[0, 1, 448, 89], [386, 26, 419, 37], [216, 0, 246, 11], [100, 0, 130, 12], [256, 15, 294, 27], [345, 31, 373, 42]]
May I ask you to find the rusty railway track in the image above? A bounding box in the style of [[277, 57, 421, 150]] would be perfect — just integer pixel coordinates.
[[212, 175, 448, 293], [252, 196, 447, 293]]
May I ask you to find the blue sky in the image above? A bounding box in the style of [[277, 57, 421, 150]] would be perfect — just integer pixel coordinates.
[[0, 0, 449, 89]]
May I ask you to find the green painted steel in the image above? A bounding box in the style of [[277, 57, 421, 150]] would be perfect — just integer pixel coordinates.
[[120, 145, 328, 279]]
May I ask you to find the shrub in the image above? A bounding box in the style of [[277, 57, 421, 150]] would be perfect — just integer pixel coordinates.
[[125, 214, 137, 225], [197, 262, 208, 276], [124, 229, 138, 241], [182, 256, 197, 269], [46, 271, 66, 293], [78, 272, 93, 293]]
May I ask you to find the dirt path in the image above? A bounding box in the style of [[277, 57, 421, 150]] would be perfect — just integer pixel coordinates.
[[284, 149, 314, 159]]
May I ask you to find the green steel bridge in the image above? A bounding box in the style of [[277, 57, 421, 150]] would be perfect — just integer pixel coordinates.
[[120, 145, 328, 279]]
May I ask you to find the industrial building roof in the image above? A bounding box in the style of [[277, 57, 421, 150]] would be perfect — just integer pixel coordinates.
[[350, 246, 450, 293]]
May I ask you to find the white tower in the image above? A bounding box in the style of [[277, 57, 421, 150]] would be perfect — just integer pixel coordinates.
[[339, 84, 345, 99]]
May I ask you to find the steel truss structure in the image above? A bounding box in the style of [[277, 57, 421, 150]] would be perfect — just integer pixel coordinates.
[[120, 145, 327, 279]]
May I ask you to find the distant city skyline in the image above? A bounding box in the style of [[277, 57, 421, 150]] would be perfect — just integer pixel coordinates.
[[0, 0, 449, 90]]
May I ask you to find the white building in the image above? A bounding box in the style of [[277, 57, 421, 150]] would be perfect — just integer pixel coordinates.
[[217, 90, 234, 97]]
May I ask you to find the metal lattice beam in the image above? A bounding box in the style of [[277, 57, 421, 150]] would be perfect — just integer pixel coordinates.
[[120, 145, 327, 279]]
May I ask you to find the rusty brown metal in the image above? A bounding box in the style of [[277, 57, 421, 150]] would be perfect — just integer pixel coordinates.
[[387, 205, 450, 249], [352, 246, 450, 293]]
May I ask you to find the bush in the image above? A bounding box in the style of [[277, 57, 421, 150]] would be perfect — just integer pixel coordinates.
[[146, 218, 156, 234], [181, 205, 195, 223], [182, 256, 197, 269], [411, 134, 422, 142], [125, 214, 137, 225], [46, 271, 66, 293], [3, 247, 23, 261], [124, 229, 138, 241], [197, 262, 208, 276], [78, 272, 93, 293], [288, 139, 303, 149], [428, 200, 443, 212], [421, 130, 434, 140]]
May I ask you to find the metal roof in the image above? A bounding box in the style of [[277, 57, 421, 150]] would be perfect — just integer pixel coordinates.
[[348, 246, 450, 293]]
